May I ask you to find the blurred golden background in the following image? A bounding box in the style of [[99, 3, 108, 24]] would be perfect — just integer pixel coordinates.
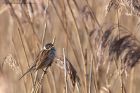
[[0, 0, 140, 93]]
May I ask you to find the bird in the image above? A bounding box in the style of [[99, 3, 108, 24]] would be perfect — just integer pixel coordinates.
[[19, 42, 56, 80]]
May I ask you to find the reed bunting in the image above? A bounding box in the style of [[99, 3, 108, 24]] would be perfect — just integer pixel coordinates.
[[19, 42, 56, 80]]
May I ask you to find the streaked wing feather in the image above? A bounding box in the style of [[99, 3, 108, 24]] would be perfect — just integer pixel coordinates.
[[36, 49, 50, 69], [19, 49, 50, 80]]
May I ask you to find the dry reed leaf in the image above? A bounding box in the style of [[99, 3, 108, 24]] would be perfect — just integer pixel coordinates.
[[101, 26, 114, 48], [109, 35, 131, 60], [102, 26, 140, 69], [56, 57, 80, 87]]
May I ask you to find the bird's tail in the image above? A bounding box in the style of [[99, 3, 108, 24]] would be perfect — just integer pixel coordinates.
[[19, 64, 36, 80]]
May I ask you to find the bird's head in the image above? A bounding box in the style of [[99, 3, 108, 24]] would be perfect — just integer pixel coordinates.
[[44, 37, 56, 50], [43, 43, 54, 50]]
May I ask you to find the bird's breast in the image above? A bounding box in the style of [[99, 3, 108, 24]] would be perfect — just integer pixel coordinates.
[[48, 48, 56, 60]]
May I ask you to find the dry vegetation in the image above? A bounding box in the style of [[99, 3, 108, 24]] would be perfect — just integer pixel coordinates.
[[1, 0, 140, 93]]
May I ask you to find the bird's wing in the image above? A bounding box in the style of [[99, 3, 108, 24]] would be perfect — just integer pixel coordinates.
[[19, 50, 45, 80], [19, 49, 51, 80], [35, 49, 50, 70]]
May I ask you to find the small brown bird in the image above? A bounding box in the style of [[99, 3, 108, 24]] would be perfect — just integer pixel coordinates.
[[19, 42, 56, 80]]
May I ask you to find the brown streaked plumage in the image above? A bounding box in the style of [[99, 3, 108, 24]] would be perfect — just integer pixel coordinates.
[[19, 43, 56, 80]]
